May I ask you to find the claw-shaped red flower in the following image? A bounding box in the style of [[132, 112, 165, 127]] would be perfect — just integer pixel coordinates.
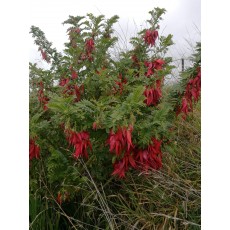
[[37, 81, 49, 111], [85, 38, 95, 54], [112, 153, 136, 178], [65, 130, 92, 159], [107, 125, 134, 156], [177, 67, 201, 119], [134, 138, 162, 171], [144, 86, 162, 106], [29, 139, 40, 160], [145, 59, 164, 77], [144, 29, 158, 46], [59, 78, 70, 86]]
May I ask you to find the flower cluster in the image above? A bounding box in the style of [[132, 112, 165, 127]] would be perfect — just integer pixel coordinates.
[[85, 38, 95, 53], [65, 130, 92, 159], [134, 138, 162, 171], [38, 47, 50, 63], [107, 126, 163, 178], [107, 125, 134, 156], [59, 78, 70, 87], [85, 38, 95, 61], [70, 66, 78, 80], [177, 67, 201, 119], [59, 67, 78, 87], [29, 139, 40, 160], [59, 70, 84, 102], [144, 29, 158, 46], [107, 125, 136, 178], [63, 84, 84, 102], [186, 67, 201, 102], [144, 86, 162, 106], [143, 59, 164, 106], [144, 59, 164, 77], [38, 81, 49, 111], [144, 78, 162, 106], [112, 154, 136, 178], [71, 70, 78, 79]]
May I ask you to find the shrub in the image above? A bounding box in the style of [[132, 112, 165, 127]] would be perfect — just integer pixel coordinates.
[[29, 7, 201, 229]]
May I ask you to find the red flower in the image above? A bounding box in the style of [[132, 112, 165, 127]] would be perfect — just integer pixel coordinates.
[[37, 81, 49, 111], [144, 86, 162, 106], [108, 130, 163, 178], [190, 68, 201, 102], [41, 50, 47, 60], [112, 158, 127, 178], [57, 192, 62, 205], [59, 78, 70, 86], [85, 38, 95, 54], [134, 138, 162, 171], [153, 59, 165, 70], [107, 128, 124, 156], [144, 59, 164, 77], [29, 139, 40, 160], [144, 61, 154, 77], [65, 130, 92, 159], [38, 48, 50, 63], [71, 70, 78, 80], [177, 67, 201, 119], [74, 84, 84, 102], [181, 97, 189, 114], [107, 125, 134, 156], [177, 97, 192, 120], [112, 153, 136, 178], [144, 29, 158, 46]]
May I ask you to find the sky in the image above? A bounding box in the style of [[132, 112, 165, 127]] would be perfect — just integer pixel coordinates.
[[29, 0, 201, 71]]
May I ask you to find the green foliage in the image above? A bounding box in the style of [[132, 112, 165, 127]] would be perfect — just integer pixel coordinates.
[[148, 7, 167, 28], [30, 26, 62, 69], [47, 148, 69, 184]]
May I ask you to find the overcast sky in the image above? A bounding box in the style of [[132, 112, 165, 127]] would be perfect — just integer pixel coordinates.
[[29, 0, 200, 69]]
